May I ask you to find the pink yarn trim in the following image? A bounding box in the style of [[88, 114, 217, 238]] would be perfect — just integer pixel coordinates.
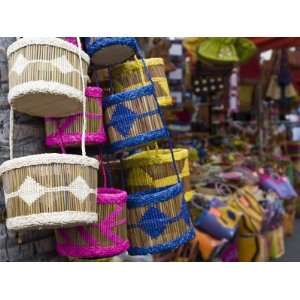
[[56, 240, 129, 258], [97, 187, 127, 205], [45, 86, 106, 147], [55, 188, 129, 258], [63, 37, 80, 47], [46, 132, 107, 147]]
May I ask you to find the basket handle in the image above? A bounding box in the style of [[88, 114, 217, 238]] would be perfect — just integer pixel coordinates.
[[135, 42, 181, 184], [76, 37, 87, 157], [98, 151, 107, 188]]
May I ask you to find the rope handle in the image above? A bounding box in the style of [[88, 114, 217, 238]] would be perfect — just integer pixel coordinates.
[[76, 37, 87, 157], [135, 42, 181, 184], [98, 151, 107, 188]]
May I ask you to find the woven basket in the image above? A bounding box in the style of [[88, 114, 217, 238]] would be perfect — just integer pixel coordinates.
[[287, 142, 300, 172], [111, 58, 172, 107], [0, 154, 99, 231], [127, 182, 195, 255], [122, 148, 193, 201], [103, 84, 168, 152], [84, 37, 138, 67], [7, 38, 89, 117], [45, 86, 106, 148], [55, 187, 129, 258]]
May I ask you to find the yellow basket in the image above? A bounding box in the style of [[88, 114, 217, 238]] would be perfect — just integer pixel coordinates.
[[111, 58, 173, 107], [122, 148, 193, 201]]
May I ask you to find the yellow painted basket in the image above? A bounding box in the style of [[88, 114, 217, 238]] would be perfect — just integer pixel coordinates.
[[122, 148, 193, 201], [111, 58, 173, 107]]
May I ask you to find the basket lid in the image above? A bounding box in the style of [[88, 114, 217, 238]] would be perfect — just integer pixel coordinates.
[[7, 38, 90, 64], [122, 148, 188, 168], [0, 153, 99, 176]]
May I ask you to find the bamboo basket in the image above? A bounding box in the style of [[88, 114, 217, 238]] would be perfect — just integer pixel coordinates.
[[103, 84, 168, 153], [84, 37, 138, 67], [0, 154, 99, 231], [127, 182, 195, 255], [7, 38, 89, 117], [55, 187, 129, 258], [122, 148, 193, 201], [111, 58, 173, 107], [45, 86, 106, 148]]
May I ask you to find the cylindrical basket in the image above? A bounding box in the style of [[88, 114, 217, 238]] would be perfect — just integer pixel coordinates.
[[122, 148, 193, 201], [0, 154, 99, 231], [45, 86, 106, 148], [111, 58, 173, 107], [55, 187, 129, 258], [127, 183, 195, 255], [84, 37, 138, 67], [7, 38, 90, 117], [103, 84, 169, 152]]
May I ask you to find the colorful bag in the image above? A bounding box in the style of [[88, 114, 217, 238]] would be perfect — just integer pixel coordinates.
[[229, 187, 264, 235]]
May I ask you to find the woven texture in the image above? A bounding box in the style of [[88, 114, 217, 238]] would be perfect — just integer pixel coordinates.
[[127, 183, 195, 255], [55, 188, 129, 258], [1, 154, 98, 231], [8, 38, 89, 117], [103, 85, 168, 152], [45, 86, 106, 148], [122, 148, 193, 201], [84, 37, 138, 67], [112, 58, 172, 106]]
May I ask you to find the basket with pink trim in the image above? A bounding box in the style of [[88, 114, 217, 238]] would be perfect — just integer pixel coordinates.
[[45, 86, 106, 148], [55, 157, 129, 258]]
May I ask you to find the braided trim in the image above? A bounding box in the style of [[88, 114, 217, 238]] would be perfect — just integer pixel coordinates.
[[7, 38, 90, 63], [0, 153, 99, 175], [6, 211, 97, 231]]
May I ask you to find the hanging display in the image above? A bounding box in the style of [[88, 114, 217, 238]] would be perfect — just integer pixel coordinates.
[[7, 38, 89, 117], [111, 58, 173, 106]]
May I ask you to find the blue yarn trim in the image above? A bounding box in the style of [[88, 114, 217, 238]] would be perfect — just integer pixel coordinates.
[[84, 37, 138, 57], [106, 109, 160, 127], [109, 127, 169, 153], [128, 227, 195, 255], [127, 183, 183, 208], [103, 84, 155, 108]]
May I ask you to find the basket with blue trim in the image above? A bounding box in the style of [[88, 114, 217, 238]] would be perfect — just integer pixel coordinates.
[[127, 182, 195, 255], [84, 37, 138, 67], [103, 84, 169, 153]]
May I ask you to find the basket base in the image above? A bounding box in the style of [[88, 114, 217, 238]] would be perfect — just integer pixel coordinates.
[[128, 227, 195, 256], [9, 81, 83, 117], [56, 240, 130, 258], [92, 45, 135, 67], [6, 211, 97, 231]]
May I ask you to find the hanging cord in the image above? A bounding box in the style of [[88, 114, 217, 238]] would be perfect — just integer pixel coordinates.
[[76, 37, 87, 157], [98, 150, 107, 188], [9, 107, 14, 160], [135, 45, 181, 183]]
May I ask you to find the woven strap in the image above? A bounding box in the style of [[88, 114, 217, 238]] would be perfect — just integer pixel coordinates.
[[135, 43, 181, 183]]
